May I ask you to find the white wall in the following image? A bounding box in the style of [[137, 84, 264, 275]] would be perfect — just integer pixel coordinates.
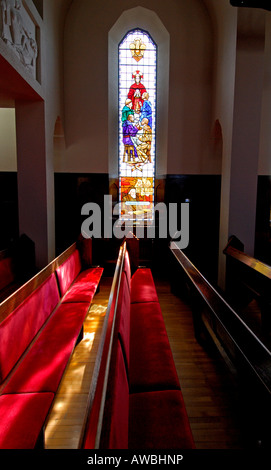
[[207, 1, 268, 287], [228, 37, 264, 255], [0, 0, 70, 265], [204, 0, 238, 287], [0, 108, 17, 172], [57, 0, 219, 175], [42, 0, 72, 261]]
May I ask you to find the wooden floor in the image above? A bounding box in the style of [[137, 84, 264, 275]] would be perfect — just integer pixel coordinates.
[[155, 277, 245, 450], [45, 275, 246, 450]]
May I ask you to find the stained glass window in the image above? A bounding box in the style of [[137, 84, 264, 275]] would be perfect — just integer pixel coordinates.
[[119, 29, 157, 222]]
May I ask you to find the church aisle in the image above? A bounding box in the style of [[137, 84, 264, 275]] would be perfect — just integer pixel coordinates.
[[155, 277, 246, 450]]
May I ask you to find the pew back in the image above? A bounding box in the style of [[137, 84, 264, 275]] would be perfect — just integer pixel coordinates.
[[0, 243, 77, 323], [0, 239, 103, 448], [81, 240, 195, 449], [0, 241, 101, 389], [0, 274, 60, 384], [80, 242, 126, 449], [170, 242, 271, 446], [223, 236, 271, 332]]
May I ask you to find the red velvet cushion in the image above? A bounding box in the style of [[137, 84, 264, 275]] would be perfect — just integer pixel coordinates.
[[115, 272, 130, 371], [2, 302, 89, 394], [77, 235, 92, 268], [0, 392, 54, 449], [131, 268, 158, 303], [129, 390, 195, 449], [56, 249, 82, 296], [0, 274, 60, 383], [130, 302, 180, 393], [126, 237, 139, 272], [61, 267, 103, 303], [0, 257, 15, 291], [99, 340, 129, 449], [123, 251, 131, 289]]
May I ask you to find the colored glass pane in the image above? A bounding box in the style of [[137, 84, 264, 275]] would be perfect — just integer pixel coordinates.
[[119, 29, 157, 221]]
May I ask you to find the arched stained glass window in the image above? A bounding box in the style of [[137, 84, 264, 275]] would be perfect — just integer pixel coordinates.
[[119, 29, 157, 222]]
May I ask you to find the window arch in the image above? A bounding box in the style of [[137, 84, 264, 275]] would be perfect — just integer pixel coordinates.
[[108, 7, 170, 219], [119, 29, 157, 221]]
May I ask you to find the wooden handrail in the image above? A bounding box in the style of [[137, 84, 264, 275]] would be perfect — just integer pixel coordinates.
[[170, 242, 271, 396], [223, 237, 271, 333], [79, 241, 126, 449], [0, 243, 77, 323], [223, 244, 271, 280]]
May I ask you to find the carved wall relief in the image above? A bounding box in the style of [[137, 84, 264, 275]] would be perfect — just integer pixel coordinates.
[[0, 0, 38, 78]]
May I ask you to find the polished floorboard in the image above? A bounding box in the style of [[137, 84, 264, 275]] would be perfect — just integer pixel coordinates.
[[154, 277, 245, 450], [45, 275, 246, 450]]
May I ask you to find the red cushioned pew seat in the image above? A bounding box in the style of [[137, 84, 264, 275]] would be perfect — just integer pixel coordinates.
[[60, 267, 103, 303], [0, 239, 104, 449], [99, 340, 129, 450], [129, 390, 195, 449], [0, 274, 60, 385], [114, 271, 130, 372], [56, 249, 82, 297], [130, 268, 158, 303], [82, 244, 195, 450], [129, 301, 180, 393], [2, 302, 89, 394], [123, 251, 131, 289], [56, 249, 103, 303], [0, 392, 54, 449]]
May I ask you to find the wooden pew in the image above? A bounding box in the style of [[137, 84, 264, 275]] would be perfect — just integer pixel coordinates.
[[0, 238, 103, 449], [223, 235, 271, 334], [169, 241, 271, 448], [80, 239, 195, 449], [78, 241, 126, 449]]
